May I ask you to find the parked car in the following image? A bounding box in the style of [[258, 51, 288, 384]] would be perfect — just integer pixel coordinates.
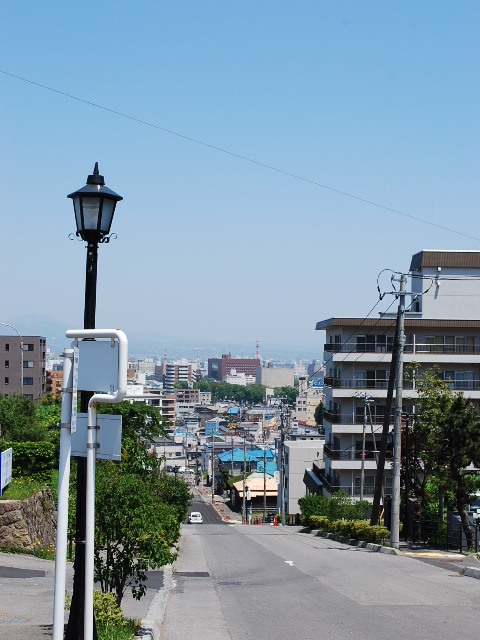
[[166, 465, 175, 472], [188, 511, 203, 524]]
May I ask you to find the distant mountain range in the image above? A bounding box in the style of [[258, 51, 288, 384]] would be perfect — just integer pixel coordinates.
[[3, 314, 319, 363]]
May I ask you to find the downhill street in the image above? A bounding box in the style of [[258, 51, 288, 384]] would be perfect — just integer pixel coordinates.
[[161, 518, 480, 640]]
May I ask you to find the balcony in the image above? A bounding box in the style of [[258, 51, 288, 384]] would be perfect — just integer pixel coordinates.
[[324, 377, 414, 390], [324, 378, 480, 392], [325, 342, 480, 355], [324, 443, 378, 461], [324, 410, 391, 425]]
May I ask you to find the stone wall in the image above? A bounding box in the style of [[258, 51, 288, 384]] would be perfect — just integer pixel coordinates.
[[0, 488, 57, 551]]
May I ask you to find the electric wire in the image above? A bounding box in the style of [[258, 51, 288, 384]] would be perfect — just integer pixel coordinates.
[[2, 68, 480, 244]]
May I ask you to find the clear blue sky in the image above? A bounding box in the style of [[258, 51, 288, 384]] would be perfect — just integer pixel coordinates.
[[1, 2, 479, 358]]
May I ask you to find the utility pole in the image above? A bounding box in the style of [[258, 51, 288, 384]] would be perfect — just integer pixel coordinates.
[[359, 393, 372, 501], [370, 310, 400, 526], [211, 429, 215, 504], [263, 434, 267, 521], [390, 273, 407, 549], [280, 401, 287, 526], [242, 434, 246, 525], [231, 434, 234, 478]]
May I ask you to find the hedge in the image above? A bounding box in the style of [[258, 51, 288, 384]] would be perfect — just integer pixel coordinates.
[[4, 442, 58, 482], [307, 515, 390, 544]]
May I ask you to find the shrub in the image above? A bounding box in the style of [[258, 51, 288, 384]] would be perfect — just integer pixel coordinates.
[[6, 442, 58, 482], [308, 515, 330, 530], [299, 492, 370, 526], [309, 518, 390, 544]]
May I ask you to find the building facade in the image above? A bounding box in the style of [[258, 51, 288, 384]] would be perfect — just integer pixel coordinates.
[[317, 250, 480, 502], [46, 370, 63, 398], [208, 354, 260, 381], [256, 366, 295, 388], [0, 336, 46, 400]]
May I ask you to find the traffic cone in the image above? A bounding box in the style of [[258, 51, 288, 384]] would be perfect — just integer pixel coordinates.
[[258, 517, 261, 525], [274, 516, 278, 526]]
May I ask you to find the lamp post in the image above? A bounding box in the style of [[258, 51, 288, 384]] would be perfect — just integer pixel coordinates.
[[0, 322, 23, 397], [65, 164, 122, 640]]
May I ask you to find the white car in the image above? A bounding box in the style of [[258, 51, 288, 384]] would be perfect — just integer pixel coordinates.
[[188, 511, 203, 524]]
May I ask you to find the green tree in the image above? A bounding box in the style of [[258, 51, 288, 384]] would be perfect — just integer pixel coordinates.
[[274, 386, 298, 406], [410, 365, 480, 547], [314, 401, 324, 427], [94, 464, 181, 605], [0, 393, 46, 443], [92, 401, 190, 604], [174, 381, 188, 389], [99, 401, 168, 475]]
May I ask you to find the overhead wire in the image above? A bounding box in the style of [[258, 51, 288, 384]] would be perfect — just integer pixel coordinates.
[[2, 68, 480, 244]]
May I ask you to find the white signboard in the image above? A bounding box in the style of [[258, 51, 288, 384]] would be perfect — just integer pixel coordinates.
[[0, 448, 13, 495], [74, 340, 119, 393], [71, 414, 122, 461]]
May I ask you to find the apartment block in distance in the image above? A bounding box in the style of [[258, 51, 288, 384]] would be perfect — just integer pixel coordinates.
[[208, 353, 260, 381], [0, 336, 47, 400], [317, 250, 480, 502]]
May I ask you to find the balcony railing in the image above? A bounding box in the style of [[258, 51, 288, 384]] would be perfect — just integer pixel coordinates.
[[324, 443, 378, 461], [325, 377, 480, 391], [324, 410, 392, 425], [324, 377, 414, 390], [321, 473, 391, 497], [325, 342, 480, 355]]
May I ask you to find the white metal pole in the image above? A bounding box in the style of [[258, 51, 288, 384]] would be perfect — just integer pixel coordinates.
[[390, 274, 406, 549], [52, 348, 74, 640], [84, 400, 97, 640]]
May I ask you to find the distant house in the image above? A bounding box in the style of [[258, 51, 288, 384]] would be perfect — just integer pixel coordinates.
[[231, 473, 278, 511]]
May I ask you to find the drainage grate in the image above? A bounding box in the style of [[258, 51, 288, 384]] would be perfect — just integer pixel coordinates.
[[218, 581, 242, 586], [0, 620, 27, 624], [175, 571, 210, 577]]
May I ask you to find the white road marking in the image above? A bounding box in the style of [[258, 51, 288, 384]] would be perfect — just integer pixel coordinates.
[[284, 561, 294, 566]]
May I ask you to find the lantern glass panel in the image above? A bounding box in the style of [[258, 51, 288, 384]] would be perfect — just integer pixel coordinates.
[[99, 199, 116, 234], [73, 197, 82, 233], [81, 197, 101, 231]]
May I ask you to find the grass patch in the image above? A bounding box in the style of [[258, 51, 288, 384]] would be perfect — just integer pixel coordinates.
[[0, 477, 47, 501], [97, 620, 139, 640]]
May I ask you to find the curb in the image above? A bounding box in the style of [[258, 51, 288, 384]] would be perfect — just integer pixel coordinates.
[[136, 564, 174, 640], [302, 529, 402, 555]]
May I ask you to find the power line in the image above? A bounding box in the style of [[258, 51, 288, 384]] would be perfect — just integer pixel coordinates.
[[2, 68, 480, 244]]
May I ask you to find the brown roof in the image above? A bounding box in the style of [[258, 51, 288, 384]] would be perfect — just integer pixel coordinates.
[[410, 250, 480, 271], [316, 317, 480, 330]]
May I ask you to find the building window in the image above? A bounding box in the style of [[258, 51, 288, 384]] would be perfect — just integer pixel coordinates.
[[4, 361, 8, 368], [23, 377, 34, 385], [23, 344, 34, 352], [23, 361, 34, 368], [23, 394, 33, 400], [4, 377, 8, 385], [5, 344, 9, 352]]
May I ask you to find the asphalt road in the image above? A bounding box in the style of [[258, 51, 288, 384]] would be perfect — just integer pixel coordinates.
[[161, 523, 480, 640], [187, 500, 225, 525]]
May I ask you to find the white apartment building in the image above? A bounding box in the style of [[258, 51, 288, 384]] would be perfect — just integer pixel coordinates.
[[281, 440, 324, 516], [317, 250, 480, 502]]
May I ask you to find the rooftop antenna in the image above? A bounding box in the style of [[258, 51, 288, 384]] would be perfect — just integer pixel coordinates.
[[433, 202, 436, 249], [255, 337, 261, 361], [163, 348, 168, 365]]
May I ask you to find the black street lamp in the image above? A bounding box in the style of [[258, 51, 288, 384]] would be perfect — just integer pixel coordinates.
[[65, 164, 122, 640]]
